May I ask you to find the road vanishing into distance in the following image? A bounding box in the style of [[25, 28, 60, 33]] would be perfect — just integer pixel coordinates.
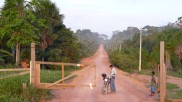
[[48, 45, 157, 102]]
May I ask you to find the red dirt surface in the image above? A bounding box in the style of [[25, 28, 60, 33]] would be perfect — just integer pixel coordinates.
[[47, 45, 158, 102]]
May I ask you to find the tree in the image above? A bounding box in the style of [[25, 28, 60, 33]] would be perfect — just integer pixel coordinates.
[[50, 28, 82, 63], [30, 0, 84, 63], [159, 28, 182, 69], [0, 0, 38, 66], [29, 0, 64, 64], [30, 0, 64, 47]]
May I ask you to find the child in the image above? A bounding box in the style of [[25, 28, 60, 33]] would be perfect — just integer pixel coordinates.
[[150, 71, 156, 96]]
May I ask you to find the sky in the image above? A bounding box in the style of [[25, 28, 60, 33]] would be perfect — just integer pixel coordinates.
[[0, 0, 182, 38]]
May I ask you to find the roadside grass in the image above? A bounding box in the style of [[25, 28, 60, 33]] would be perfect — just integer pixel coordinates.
[[167, 69, 182, 78], [137, 70, 153, 75], [129, 69, 182, 99], [0, 72, 51, 102], [40, 66, 80, 83], [168, 90, 182, 99], [166, 83, 182, 99], [40, 69, 69, 83], [0, 71, 24, 77], [166, 83, 179, 90], [137, 69, 182, 79], [0, 66, 80, 101], [146, 82, 182, 99]]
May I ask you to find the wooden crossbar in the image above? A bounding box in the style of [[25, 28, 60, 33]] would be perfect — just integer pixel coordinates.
[[47, 83, 96, 87], [35, 61, 83, 67], [37, 83, 96, 89], [0, 68, 29, 72], [36, 83, 96, 89], [0, 71, 30, 80], [46, 64, 94, 88]]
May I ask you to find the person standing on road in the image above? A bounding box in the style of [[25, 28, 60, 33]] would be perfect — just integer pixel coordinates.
[[110, 65, 117, 93], [150, 71, 156, 96]]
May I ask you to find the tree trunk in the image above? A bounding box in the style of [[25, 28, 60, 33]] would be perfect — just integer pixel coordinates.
[[16, 43, 20, 67], [166, 50, 172, 70], [11, 46, 16, 60]]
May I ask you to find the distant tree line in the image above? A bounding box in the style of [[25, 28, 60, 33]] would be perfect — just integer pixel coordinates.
[[74, 29, 105, 56], [106, 19, 182, 72]]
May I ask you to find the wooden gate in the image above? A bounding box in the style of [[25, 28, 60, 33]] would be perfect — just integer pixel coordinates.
[[30, 43, 96, 89]]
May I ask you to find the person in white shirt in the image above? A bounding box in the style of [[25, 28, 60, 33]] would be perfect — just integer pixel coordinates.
[[110, 65, 116, 93]]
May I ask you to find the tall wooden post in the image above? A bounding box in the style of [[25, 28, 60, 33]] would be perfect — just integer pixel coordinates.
[[62, 63, 64, 83], [35, 64, 40, 86], [30, 43, 36, 87], [160, 41, 166, 102], [30, 61, 32, 84], [163, 64, 166, 99]]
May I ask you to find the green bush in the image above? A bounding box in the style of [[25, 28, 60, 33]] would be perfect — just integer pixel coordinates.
[[109, 49, 138, 73]]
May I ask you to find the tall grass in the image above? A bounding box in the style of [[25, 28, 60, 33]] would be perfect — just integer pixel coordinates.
[[166, 83, 182, 99], [167, 69, 182, 78], [0, 71, 24, 77], [0, 66, 79, 101], [40, 66, 79, 83], [0, 73, 50, 102]]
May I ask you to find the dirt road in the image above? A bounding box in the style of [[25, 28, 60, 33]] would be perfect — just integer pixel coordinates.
[[48, 45, 157, 102]]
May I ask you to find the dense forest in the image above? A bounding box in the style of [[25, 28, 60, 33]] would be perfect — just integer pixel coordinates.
[[106, 18, 182, 74], [0, 0, 182, 75], [1, 0, 182, 101], [0, 0, 103, 68]]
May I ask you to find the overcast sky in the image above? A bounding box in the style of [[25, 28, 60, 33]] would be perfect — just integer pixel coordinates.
[[1, 0, 182, 38]]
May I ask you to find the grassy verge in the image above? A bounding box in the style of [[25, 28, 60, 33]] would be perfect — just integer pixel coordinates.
[[137, 69, 182, 79], [166, 83, 182, 99], [0, 73, 51, 102], [40, 69, 70, 83], [0, 66, 79, 101], [167, 69, 182, 78], [168, 90, 182, 99], [137, 70, 153, 75], [166, 83, 179, 90], [0, 71, 24, 77], [146, 82, 182, 99]]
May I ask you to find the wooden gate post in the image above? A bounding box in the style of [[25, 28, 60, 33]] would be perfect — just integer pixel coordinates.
[[163, 63, 166, 100], [30, 43, 36, 87], [160, 41, 166, 102], [36, 63, 40, 85], [62, 63, 64, 83]]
